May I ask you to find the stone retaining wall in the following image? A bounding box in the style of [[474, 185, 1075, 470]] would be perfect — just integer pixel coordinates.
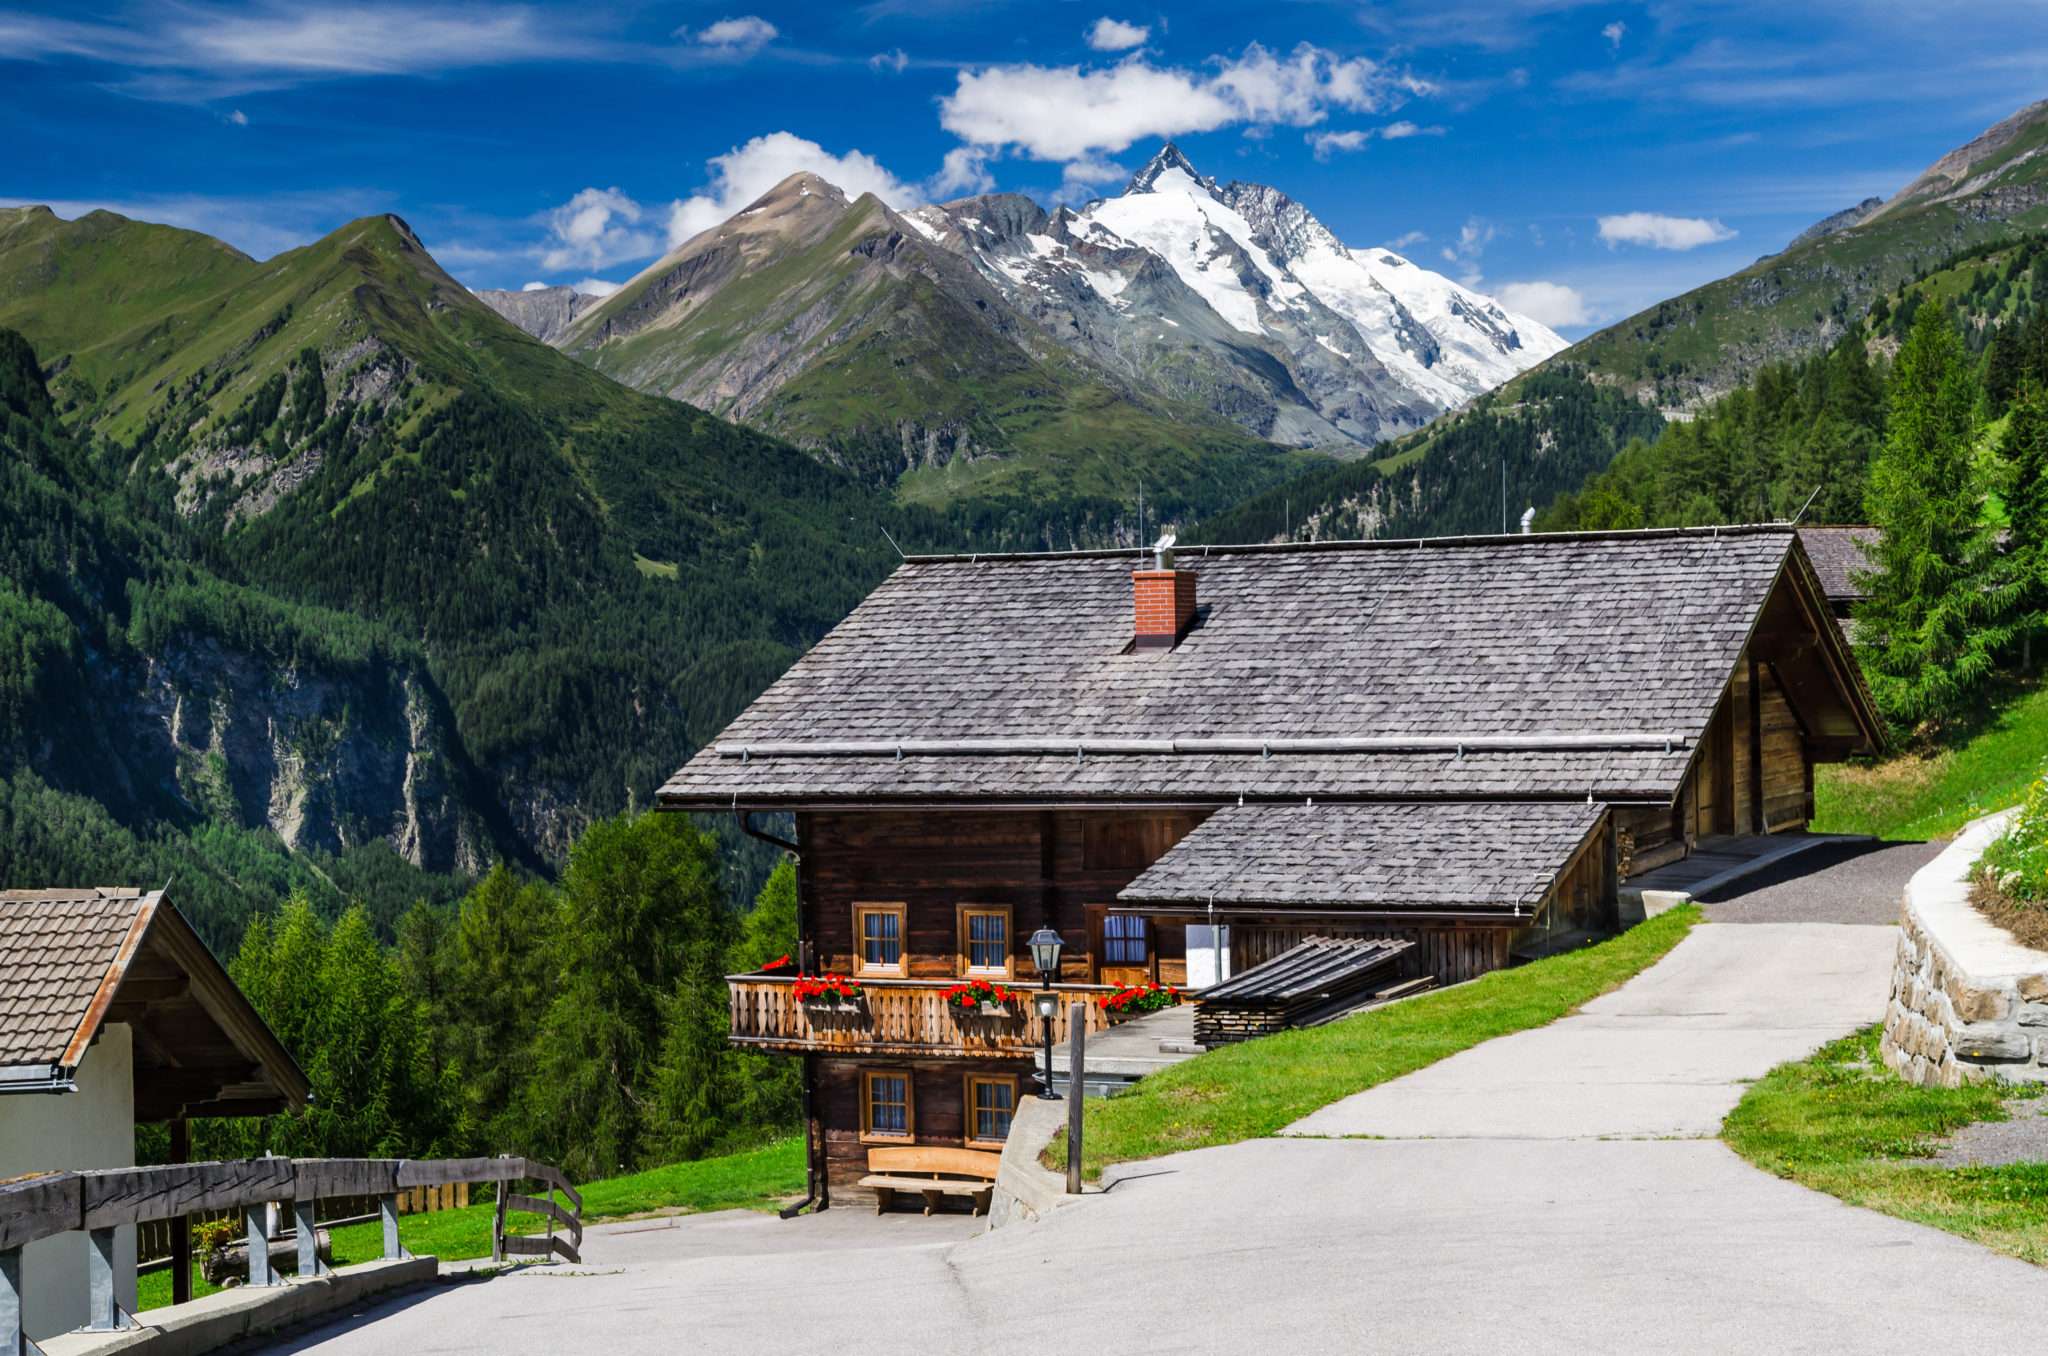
[[1882, 809, 2048, 1087]]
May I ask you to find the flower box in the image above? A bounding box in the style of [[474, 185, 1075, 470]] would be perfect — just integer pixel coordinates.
[[1100, 981, 1181, 1023], [942, 978, 1018, 1022], [793, 973, 866, 1017]]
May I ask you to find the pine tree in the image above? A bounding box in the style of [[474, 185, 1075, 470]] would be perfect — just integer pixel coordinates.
[[1857, 304, 2016, 731], [2001, 384, 2048, 668]]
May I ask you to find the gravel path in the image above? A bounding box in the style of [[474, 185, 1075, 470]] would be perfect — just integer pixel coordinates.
[[1934, 1095, 2048, 1167], [1699, 838, 1946, 924]]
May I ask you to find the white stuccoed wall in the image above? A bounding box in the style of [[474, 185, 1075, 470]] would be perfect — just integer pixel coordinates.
[[0, 1024, 137, 1339]]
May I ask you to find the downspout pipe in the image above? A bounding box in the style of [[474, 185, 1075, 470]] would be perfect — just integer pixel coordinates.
[[737, 811, 822, 1218]]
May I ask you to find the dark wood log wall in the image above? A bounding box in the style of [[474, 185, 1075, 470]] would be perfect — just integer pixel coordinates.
[[815, 1056, 1030, 1201], [798, 808, 1208, 984]]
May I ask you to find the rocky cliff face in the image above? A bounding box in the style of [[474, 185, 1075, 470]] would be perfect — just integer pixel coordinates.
[[50, 634, 490, 874], [474, 285, 602, 344]]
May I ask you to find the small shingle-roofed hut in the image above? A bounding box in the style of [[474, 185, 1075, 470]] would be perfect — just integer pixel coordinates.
[[0, 887, 308, 1338], [659, 524, 1883, 1206]]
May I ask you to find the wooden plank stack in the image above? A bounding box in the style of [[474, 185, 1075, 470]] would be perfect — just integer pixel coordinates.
[[1193, 937, 1416, 1046]]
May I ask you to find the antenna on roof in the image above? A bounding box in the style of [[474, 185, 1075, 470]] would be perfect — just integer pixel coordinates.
[[878, 524, 907, 559], [1137, 479, 1145, 555], [1790, 485, 1823, 526]]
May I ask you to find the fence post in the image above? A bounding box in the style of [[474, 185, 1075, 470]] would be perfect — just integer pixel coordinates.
[[492, 1183, 508, 1263], [86, 1226, 124, 1329], [1, 1247, 24, 1356], [1066, 1002, 1086, 1195], [380, 1194, 402, 1260], [247, 1205, 275, 1287], [296, 1198, 320, 1279]]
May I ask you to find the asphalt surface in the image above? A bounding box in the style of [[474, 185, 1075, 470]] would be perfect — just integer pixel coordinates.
[[259, 846, 2048, 1354], [1697, 837, 1945, 923], [1287, 922, 1897, 1139]]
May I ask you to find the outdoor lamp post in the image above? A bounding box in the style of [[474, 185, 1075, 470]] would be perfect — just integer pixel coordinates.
[[1028, 926, 1065, 1100]]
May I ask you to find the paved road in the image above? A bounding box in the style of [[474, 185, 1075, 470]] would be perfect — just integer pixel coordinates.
[[1287, 922, 1897, 1138], [1699, 837, 1944, 924], [265, 845, 2048, 1354]]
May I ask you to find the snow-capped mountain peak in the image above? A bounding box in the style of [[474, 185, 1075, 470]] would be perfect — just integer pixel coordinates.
[[1125, 142, 1218, 196]]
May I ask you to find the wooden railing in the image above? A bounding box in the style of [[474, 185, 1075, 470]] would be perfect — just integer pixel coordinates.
[[0, 1155, 581, 1343], [727, 975, 1115, 1056]]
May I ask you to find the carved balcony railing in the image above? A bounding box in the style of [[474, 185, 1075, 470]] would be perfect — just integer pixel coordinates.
[[726, 975, 1115, 1057]]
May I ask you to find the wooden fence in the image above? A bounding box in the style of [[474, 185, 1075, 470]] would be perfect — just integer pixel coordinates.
[[0, 1155, 580, 1347], [137, 1181, 472, 1271]]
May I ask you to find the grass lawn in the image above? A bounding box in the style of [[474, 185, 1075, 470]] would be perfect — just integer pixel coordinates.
[[1724, 1027, 2048, 1263], [136, 1136, 803, 1311], [1047, 905, 1699, 1181], [1813, 680, 2048, 841]]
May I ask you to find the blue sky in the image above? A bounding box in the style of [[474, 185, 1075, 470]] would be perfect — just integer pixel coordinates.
[[3, 1, 2045, 336]]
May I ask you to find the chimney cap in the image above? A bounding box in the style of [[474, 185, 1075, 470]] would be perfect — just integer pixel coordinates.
[[1152, 532, 1178, 570]]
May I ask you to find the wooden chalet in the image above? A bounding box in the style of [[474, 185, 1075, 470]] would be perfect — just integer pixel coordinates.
[[657, 525, 1883, 1206]]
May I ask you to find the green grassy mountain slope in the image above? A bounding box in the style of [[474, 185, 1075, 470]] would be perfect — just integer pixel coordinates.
[[0, 206, 924, 866], [0, 326, 476, 944], [554, 174, 1309, 532], [1560, 99, 2048, 407]]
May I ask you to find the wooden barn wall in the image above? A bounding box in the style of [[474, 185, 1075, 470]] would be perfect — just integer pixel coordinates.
[[1233, 922, 1511, 986], [1759, 667, 1811, 830], [798, 808, 1207, 984], [815, 1055, 1026, 1199]]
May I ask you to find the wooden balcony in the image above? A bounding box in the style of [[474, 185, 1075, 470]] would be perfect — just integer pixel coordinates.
[[727, 975, 1115, 1057]]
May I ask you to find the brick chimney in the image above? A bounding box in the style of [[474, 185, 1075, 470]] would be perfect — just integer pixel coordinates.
[[1133, 536, 1197, 650]]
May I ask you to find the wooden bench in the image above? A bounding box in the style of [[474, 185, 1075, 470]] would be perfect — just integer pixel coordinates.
[[858, 1146, 1002, 1216]]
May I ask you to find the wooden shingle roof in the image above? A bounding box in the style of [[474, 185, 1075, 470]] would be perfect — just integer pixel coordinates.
[[658, 525, 1842, 808], [1797, 527, 1879, 605], [1117, 802, 1604, 915]]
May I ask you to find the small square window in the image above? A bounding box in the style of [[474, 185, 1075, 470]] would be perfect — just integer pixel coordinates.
[[965, 1075, 1017, 1147], [853, 904, 906, 977]]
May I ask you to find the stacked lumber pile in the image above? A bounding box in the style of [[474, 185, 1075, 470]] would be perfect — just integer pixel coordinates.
[[1194, 937, 1421, 1046]]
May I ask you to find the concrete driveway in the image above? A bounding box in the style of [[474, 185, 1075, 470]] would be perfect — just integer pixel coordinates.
[[263, 847, 2048, 1354]]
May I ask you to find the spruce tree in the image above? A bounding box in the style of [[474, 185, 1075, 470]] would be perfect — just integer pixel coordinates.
[[1857, 303, 2016, 731], [2001, 384, 2048, 667]]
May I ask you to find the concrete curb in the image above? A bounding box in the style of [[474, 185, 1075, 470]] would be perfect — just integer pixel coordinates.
[[986, 1096, 1082, 1229], [39, 1256, 438, 1356]]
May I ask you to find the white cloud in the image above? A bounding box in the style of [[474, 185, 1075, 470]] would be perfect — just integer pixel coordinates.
[[540, 187, 662, 271], [1378, 120, 1443, 139], [1384, 229, 1427, 249], [1597, 211, 1738, 250], [667, 132, 920, 247], [1494, 280, 1591, 327], [938, 42, 1423, 163], [1307, 129, 1369, 160], [571, 277, 621, 297], [1602, 21, 1626, 49], [226, 107, 249, 125], [176, 6, 561, 75], [869, 48, 909, 74], [1087, 17, 1149, 52], [1053, 156, 1127, 203], [1439, 217, 1494, 285], [930, 146, 995, 197], [684, 15, 777, 57], [521, 280, 548, 291]]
